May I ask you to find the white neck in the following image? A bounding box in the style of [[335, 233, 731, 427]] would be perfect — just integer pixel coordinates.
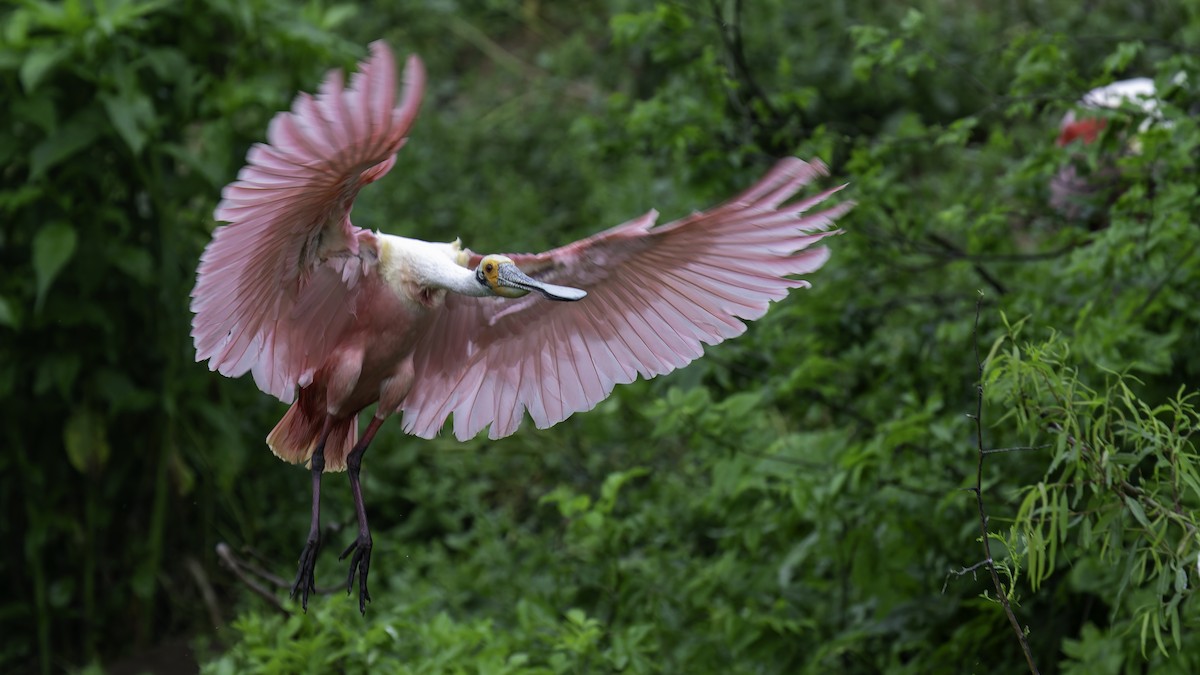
[[377, 233, 490, 298], [433, 263, 490, 297]]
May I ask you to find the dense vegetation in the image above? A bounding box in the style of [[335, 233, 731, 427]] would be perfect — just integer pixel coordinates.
[[2, 0, 1198, 673]]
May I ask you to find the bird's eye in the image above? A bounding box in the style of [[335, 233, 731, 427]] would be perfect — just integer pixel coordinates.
[[485, 262, 495, 273]]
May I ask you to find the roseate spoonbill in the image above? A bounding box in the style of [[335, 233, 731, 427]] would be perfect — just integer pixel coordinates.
[[1056, 78, 1159, 146], [190, 42, 852, 613], [1051, 78, 1164, 220]]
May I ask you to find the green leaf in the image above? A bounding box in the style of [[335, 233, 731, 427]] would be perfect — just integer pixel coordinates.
[[102, 0, 174, 28], [19, 45, 70, 93], [94, 368, 155, 413], [34, 354, 81, 398], [899, 8, 925, 34], [318, 3, 357, 29], [63, 408, 111, 473], [1123, 495, 1152, 530], [162, 142, 225, 189], [1102, 41, 1144, 76], [131, 564, 156, 600], [100, 91, 155, 155], [112, 245, 154, 285], [33, 222, 77, 312], [11, 94, 58, 135], [29, 107, 104, 180], [597, 466, 650, 514], [0, 297, 16, 329]]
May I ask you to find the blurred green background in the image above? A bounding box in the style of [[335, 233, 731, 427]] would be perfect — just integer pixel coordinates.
[[3, 0, 1200, 673]]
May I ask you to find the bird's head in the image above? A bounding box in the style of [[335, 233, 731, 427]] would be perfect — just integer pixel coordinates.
[[475, 254, 587, 301]]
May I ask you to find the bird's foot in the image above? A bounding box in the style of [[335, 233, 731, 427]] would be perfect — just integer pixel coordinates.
[[339, 533, 372, 615], [290, 535, 320, 612]]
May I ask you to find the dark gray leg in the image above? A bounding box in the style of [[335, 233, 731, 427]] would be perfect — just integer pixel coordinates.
[[290, 419, 332, 612], [340, 416, 385, 615]]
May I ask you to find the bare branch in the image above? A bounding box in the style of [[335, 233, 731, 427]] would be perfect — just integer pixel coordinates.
[[984, 444, 1054, 455], [970, 294, 1041, 674], [709, 0, 780, 122], [184, 556, 224, 630], [216, 543, 291, 616], [236, 546, 293, 589], [216, 542, 345, 615], [943, 558, 992, 593], [927, 235, 1007, 295]]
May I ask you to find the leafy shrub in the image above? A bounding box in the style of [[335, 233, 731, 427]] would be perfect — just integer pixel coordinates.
[[0, 0, 363, 670]]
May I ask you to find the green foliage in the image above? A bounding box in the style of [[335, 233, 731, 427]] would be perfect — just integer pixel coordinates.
[[989, 326, 1200, 665], [0, 0, 362, 670], [4, 0, 1200, 673], [205, 595, 639, 674]]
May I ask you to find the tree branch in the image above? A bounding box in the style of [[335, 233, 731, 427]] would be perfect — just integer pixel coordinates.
[[984, 444, 1053, 455], [216, 542, 344, 615], [929, 234, 1007, 295], [709, 0, 780, 122], [970, 294, 1041, 674], [216, 543, 290, 616], [943, 558, 992, 593]]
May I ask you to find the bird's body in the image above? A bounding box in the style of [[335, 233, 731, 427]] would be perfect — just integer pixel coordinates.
[[1051, 77, 1166, 220], [191, 42, 851, 612], [1056, 77, 1162, 148], [260, 234, 475, 470]]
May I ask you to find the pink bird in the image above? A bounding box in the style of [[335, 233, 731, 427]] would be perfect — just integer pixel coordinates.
[[1051, 78, 1163, 220], [191, 41, 852, 613]]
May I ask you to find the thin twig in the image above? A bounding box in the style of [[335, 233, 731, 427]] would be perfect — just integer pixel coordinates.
[[709, 0, 780, 122], [236, 547, 292, 589], [928, 235, 1007, 295], [924, 240, 1086, 264], [943, 558, 992, 593], [447, 16, 541, 81], [185, 556, 224, 630], [217, 542, 344, 614], [1132, 240, 1199, 320], [216, 543, 290, 615], [984, 444, 1054, 455], [970, 294, 1041, 674]]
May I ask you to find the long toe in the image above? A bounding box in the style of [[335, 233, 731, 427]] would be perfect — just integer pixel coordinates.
[[358, 546, 372, 614], [339, 536, 373, 615], [290, 538, 321, 612]]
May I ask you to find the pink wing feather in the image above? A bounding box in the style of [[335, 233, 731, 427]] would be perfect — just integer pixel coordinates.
[[401, 158, 852, 440], [190, 42, 426, 403]]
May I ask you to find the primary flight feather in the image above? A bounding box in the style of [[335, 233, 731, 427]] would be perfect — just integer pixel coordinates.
[[191, 41, 852, 613]]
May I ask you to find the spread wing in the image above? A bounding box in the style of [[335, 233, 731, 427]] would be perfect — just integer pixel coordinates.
[[401, 158, 853, 440], [190, 42, 425, 402]]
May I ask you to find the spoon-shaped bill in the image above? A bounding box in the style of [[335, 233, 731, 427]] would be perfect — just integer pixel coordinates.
[[497, 263, 587, 301]]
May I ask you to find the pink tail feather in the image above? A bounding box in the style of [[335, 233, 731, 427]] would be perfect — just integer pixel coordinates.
[[266, 404, 357, 472]]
